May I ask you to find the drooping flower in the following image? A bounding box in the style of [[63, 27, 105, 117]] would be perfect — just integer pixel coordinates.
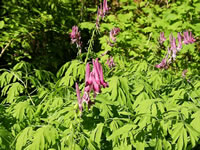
[[103, 0, 109, 15], [177, 32, 182, 51], [169, 34, 177, 60], [156, 31, 195, 70], [70, 26, 82, 54], [96, 0, 109, 29], [155, 58, 168, 69], [76, 83, 83, 112], [108, 27, 120, 46], [182, 69, 188, 78], [106, 56, 115, 68], [159, 32, 166, 44], [188, 31, 196, 43], [183, 31, 195, 44], [75, 58, 108, 112]]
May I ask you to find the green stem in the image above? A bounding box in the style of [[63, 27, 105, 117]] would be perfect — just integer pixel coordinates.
[[84, 27, 97, 64]]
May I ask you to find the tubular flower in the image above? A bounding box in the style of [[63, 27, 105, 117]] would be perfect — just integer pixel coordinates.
[[75, 83, 83, 112], [169, 34, 177, 60], [103, 0, 109, 15], [106, 56, 115, 68], [96, 0, 109, 29], [156, 31, 195, 70], [182, 69, 188, 78], [75, 58, 108, 112], [183, 31, 195, 44], [155, 58, 168, 69], [159, 32, 166, 44], [70, 26, 82, 53], [108, 27, 120, 46], [177, 32, 182, 51]]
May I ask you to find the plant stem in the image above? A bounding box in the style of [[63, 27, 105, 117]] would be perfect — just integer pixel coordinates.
[[84, 27, 97, 64]]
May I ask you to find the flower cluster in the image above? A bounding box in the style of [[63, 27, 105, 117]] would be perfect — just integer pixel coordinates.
[[159, 32, 166, 44], [156, 31, 195, 69], [182, 31, 196, 44], [108, 27, 120, 46], [106, 56, 115, 68], [96, 0, 109, 29], [70, 26, 82, 52], [76, 58, 108, 112], [182, 69, 188, 78]]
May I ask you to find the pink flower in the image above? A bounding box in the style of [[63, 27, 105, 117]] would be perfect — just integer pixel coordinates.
[[159, 32, 166, 44], [188, 31, 196, 43], [103, 0, 109, 15], [169, 34, 177, 60], [75, 58, 108, 112], [156, 31, 196, 70], [76, 83, 83, 112], [85, 58, 109, 92], [182, 69, 188, 78], [108, 28, 120, 46], [70, 26, 82, 51], [183, 31, 195, 44], [106, 56, 115, 68], [177, 32, 182, 51], [85, 63, 91, 86], [96, 0, 109, 29], [155, 58, 168, 69]]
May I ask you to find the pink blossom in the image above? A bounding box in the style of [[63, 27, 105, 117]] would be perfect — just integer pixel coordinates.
[[108, 28, 120, 46], [75, 83, 83, 112], [103, 0, 109, 15], [177, 32, 182, 51], [70, 26, 82, 51], [182, 69, 188, 78], [106, 56, 115, 68], [96, 0, 109, 29], [159, 32, 166, 44], [85, 63, 91, 86], [75, 59, 108, 112], [169, 34, 177, 60], [155, 58, 168, 69], [156, 31, 196, 70], [183, 31, 195, 44]]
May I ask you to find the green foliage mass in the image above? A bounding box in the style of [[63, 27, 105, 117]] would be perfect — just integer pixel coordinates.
[[0, 0, 200, 149]]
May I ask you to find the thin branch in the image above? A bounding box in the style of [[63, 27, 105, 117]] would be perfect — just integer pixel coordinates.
[[0, 40, 12, 57]]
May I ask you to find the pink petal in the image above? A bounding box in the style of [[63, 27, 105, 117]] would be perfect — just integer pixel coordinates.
[[75, 83, 83, 111], [85, 63, 91, 85]]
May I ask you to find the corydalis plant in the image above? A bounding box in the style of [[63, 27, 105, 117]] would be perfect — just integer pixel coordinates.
[[76, 58, 108, 112], [106, 56, 115, 68], [182, 30, 196, 44], [70, 26, 82, 54], [156, 30, 195, 69], [108, 27, 120, 46], [96, 0, 109, 29], [159, 32, 166, 44]]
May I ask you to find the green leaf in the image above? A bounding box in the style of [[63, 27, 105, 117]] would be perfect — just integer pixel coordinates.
[[16, 127, 33, 150], [136, 141, 145, 150], [171, 123, 184, 144], [2, 82, 24, 103], [107, 124, 136, 140], [191, 110, 200, 132], [0, 21, 4, 29], [90, 123, 104, 147], [13, 101, 35, 121], [0, 126, 13, 149], [185, 124, 200, 148], [80, 22, 94, 30]]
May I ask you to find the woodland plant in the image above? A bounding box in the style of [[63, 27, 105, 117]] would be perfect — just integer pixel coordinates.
[[1, 0, 200, 150], [70, 26, 82, 55], [155, 31, 196, 69], [76, 58, 108, 112]]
